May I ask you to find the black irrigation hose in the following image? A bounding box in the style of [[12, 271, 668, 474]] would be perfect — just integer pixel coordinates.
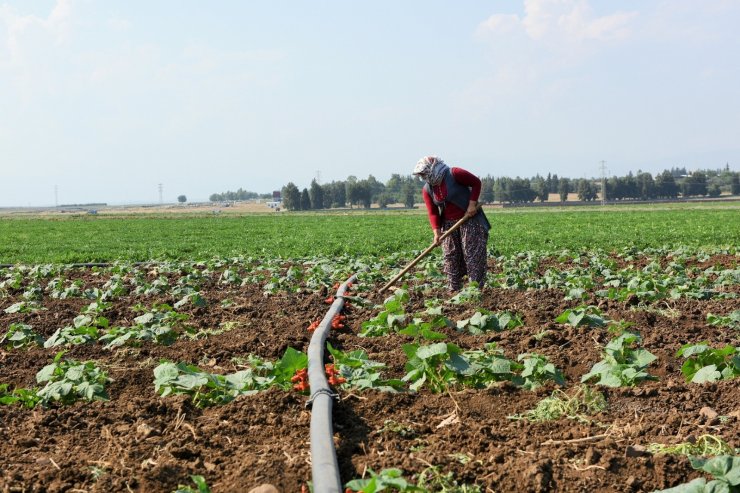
[[307, 274, 357, 493]]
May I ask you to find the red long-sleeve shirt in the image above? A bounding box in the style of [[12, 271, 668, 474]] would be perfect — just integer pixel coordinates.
[[422, 167, 482, 230]]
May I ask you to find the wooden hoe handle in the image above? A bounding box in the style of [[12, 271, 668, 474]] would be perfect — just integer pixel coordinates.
[[378, 206, 482, 293]]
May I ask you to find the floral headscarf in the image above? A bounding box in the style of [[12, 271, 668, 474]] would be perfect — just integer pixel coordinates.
[[413, 156, 449, 186]]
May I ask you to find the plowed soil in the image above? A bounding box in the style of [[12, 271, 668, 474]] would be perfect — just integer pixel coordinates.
[[1, 256, 738, 493]]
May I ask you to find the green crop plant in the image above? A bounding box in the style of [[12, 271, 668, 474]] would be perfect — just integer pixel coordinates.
[[359, 287, 409, 337], [403, 342, 517, 393], [456, 309, 523, 334], [654, 455, 740, 492], [402, 342, 467, 393], [44, 313, 107, 348], [508, 385, 607, 422], [35, 352, 111, 406], [676, 343, 740, 383], [448, 283, 481, 305], [345, 468, 423, 492], [173, 475, 211, 493], [1, 323, 43, 349], [707, 310, 740, 330], [3, 301, 44, 314], [581, 332, 657, 387], [398, 315, 449, 343], [0, 383, 41, 408], [326, 343, 405, 392], [47, 278, 84, 299], [514, 353, 565, 390], [154, 347, 307, 407], [555, 305, 609, 328]]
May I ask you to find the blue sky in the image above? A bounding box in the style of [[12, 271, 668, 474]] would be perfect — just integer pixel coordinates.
[[1, 0, 738, 206]]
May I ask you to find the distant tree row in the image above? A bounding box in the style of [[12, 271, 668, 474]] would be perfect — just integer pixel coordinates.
[[280, 175, 419, 211], [209, 188, 271, 202], [267, 165, 739, 210]]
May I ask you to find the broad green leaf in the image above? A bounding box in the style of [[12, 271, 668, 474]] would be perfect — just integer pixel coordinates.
[[691, 364, 722, 383]]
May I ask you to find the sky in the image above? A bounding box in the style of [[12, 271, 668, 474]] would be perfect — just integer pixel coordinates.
[[1, 0, 739, 206]]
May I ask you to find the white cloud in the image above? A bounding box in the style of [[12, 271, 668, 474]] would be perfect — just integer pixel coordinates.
[[464, 0, 639, 116], [477, 0, 637, 45]]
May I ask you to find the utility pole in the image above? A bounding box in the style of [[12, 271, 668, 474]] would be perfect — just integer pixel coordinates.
[[54, 185, 58, 207], [158, 183, 163, 204], [599, 160, 607, 205], [315, 170, 322, 185]]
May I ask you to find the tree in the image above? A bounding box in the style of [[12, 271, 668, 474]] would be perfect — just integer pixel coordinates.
[[636, 172, 656, 200], [682, 171, 708, 197], [331, 181, 347, 207], [281, 183, 301, 211], [321, 184, 334, 209], [300, 188, 311, 210], [481, 176, 495, 204], [177, 195, 187, 203], [558, 177, 570, 202], [731, 173, 740, 195], [655, 170, 679, 199], [531, 175, 549, 202], [707, 184, 721, 197], [403, 182, 416, 208], [576, 179, 598, 201], [378, 193, 393, 208], [309, 179, 324, 210]]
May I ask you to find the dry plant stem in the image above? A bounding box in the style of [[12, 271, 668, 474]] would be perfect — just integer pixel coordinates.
[[541, 433, 610, 446]]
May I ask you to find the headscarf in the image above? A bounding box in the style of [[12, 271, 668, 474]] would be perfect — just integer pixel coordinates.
[[413, 155, 449, 186]]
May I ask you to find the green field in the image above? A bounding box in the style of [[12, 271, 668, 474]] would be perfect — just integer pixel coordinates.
[[1, 203, 738, 263]]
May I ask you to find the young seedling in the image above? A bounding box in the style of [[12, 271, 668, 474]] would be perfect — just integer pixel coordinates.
[[676, 343, 740, 383], [581, 332, 657, 387]]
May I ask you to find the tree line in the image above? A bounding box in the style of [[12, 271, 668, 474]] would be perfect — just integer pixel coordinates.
[[213, 165, 740, 211]]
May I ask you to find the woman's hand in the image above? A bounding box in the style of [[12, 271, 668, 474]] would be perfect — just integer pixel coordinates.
[[465, 200, 478, 219], [433, 228, 441, 245]]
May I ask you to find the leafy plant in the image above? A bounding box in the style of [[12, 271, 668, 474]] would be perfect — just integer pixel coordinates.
[[456, 310, 523, 334], [0, 383, 41, 408], [4, 301, 44, 314], [44, 313, 107, 348], [35, 352, 111, 405], [654, 455, 740, 492], [676, 343, 740, 383], [173, 475, 211, 493], [398, 315, 449, 343], [402, 342, 467, 393], [403, 341, 518, 393], [581, 332, 657, 387], [555, 305, 609, 328], [345, 468, 423, 493], [359, 288, 409, 337], [155, 347, 307, 406], [458, 343, 518, 389], [514, 353, 565, 390], [448, 283, 481, 305], [1, 323, 43, 349], [707, 310, 740, 330], [326, 343, 404, 392]]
